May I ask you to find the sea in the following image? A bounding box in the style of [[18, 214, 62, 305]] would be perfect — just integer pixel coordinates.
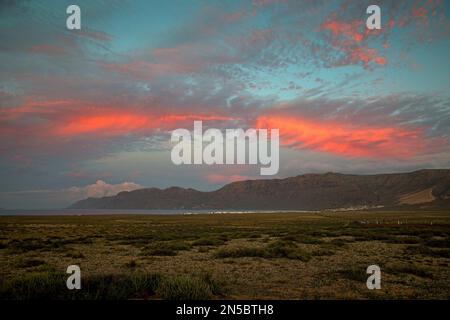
[[0, 209, 313, 216]]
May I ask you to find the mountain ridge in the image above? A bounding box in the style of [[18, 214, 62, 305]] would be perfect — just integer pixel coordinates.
[[69, 169, 450, 210]]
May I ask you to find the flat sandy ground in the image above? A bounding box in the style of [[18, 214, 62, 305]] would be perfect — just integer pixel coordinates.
[[0, 210, 449, 299]]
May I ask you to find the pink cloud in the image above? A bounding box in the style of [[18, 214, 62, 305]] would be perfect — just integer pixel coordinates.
[[0, 97, 238, 158], [72, 180, 142, 198], [349, 47, 387, 66], [256, 114, 425, 159], [320, 15, 387, 67], [321, 19, 365, 43], [56, 112, 235, 137]]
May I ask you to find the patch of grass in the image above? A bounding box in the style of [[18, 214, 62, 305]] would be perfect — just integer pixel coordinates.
[[312, 248, 336, 256], [339, 266, 368, 282], [282, 235, 323, 244], [81, 273, 162, 299], [0, 273, 165, 300], [386, 263, 433, 278], [141, 247, 177, 256], [140, 241, 191, 256], [423, 238, 450, 248], [192, 237, 226, 246], [265, 240, 311, 261], [124, 259, 138, 269], [196, 271, 226, 296], [15, 259, 46, 268], [328, 238, 348, 247], [115, 234, 155, 247], [417, 232, 434, 240], [0, 273, 67, 300], [405, 245, 450, 258], [157, 276, 212, 300], [197, 246, 210, 253], [65, 251, 85, 259], [35, 264, 57, 273], [385, 236, 422, 244], [214, 246, 265, 259], [5, 239, 53, 253], [214, 240, 311, 261], [5, 237, 93, 253], [405, 245, 433, 255]]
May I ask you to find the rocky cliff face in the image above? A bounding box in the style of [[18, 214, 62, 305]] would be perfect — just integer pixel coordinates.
[[70, 169, 450, 210]]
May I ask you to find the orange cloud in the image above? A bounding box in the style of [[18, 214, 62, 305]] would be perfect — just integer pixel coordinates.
[[321, 19, 365, 42], [256, 115, 424, 159], [320, 16, 387, 67], [58, 113, 151, 135], [350, 47, 387, 66], [57, 112, 235, 136], [0, 99, 74, 121]]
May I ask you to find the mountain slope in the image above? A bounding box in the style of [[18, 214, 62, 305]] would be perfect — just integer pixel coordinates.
[[70, 169, 450, 210]]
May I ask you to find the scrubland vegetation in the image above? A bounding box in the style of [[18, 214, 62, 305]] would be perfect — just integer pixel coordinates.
[[0, 210, 449, 299]]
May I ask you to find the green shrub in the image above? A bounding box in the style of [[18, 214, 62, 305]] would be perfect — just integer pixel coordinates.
[[424, 239, 450, 248], [65, 251, 85, 259], [265, 240, 311, 261], [405, 245, 450, 258], [157, 276, 212, 300], [282, 235, 323, 244], [0, 273, 162, 300], [124, 259, 138, 268], [141, 247, 177, 256], [196, 271, 225, 296], [312, 248, 336, 256], [339, 266, 368, 282], [214, 246, 265, 258], [386, 263, 433, 278], [15, 259, 46, 268], [0, 272, 224, 300], [140, 241, 191, 256], [214, 240, 311, 261], [192, 237, 226, 246]]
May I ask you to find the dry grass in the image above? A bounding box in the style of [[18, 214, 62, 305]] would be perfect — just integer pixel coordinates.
[[0, 210, 449, 299]]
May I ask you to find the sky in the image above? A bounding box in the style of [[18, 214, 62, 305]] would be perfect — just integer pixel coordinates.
[[0, 0, 450, 209]]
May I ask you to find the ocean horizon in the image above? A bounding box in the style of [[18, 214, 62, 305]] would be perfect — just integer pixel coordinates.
[[0, 208, 318, 216]]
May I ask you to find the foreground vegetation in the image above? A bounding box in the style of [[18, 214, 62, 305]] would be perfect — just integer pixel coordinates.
[[0, 210, 449, 299]]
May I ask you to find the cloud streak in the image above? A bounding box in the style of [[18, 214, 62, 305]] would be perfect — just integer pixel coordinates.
[[256, 114, 424, 159]]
